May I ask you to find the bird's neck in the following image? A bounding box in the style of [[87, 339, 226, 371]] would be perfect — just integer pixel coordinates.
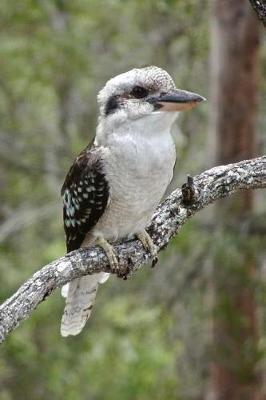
[[95, 112, 178, 147]]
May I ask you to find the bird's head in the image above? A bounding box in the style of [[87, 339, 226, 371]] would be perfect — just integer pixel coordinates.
[[96, 66, 205, 144], [98, 66, 205, 124]]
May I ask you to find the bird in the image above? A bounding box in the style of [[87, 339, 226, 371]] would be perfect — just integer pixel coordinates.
[[60, 66, 205, 337]]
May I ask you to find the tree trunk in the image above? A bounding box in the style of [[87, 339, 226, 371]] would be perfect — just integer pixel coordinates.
[[208, 1, 261, 399]]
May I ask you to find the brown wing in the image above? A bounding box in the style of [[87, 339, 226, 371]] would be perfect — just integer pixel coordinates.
[[61, 144, 109, 252]]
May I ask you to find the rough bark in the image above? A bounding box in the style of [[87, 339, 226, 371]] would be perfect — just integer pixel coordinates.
[[249, 0, 266, 27], [0, 156, 265, 344], [209, 1, 261, 399]]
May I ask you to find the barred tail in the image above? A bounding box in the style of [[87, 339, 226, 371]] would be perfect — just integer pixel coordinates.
[[60, 272, 109, 337]]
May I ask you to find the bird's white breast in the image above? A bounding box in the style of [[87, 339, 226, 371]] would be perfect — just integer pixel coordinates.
[[93, 118, 176, 241]]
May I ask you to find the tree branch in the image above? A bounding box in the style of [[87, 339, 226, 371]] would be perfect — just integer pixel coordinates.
[[249, 0, 266, 27], [0, 156, 265, 343]]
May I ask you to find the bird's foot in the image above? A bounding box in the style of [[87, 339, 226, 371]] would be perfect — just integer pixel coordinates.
[[137, 230, 158, 267], [96, 236, 119, 275], [181, 175, 198, 206], [95, 236, 130, 279]]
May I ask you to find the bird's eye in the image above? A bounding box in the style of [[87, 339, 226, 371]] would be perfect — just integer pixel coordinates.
[[131, 86, 149, 99]]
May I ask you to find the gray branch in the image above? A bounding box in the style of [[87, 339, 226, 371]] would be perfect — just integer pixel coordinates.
[[249, 0, 266, 27], [0, 156, 265, 343]]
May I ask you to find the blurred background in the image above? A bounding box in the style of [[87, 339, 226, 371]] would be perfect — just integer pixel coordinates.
[[0, 1, 265, 399]]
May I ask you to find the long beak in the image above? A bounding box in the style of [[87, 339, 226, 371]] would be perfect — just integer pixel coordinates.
[[149, 89, 206, 112]]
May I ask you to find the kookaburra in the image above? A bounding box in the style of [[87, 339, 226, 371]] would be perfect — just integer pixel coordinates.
[[60, 66, 205, 337]]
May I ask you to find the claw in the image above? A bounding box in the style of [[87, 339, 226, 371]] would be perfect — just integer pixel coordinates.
[[95, 236, 119, 274], [151, 256, 158, 268], [137, 230, 158, 266]]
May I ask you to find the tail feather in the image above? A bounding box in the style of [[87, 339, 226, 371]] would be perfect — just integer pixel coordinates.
[[60, 272, 109, 337], [61, 283, 69, 298]]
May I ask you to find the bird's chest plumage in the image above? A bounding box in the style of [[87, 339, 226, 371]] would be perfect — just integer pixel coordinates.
[[93, 133, 176, 240]]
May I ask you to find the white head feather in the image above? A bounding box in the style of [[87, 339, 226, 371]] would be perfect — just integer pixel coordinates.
[[96, 66, 179, 144]]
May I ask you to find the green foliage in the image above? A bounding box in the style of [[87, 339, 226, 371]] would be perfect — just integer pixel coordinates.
[[0, 292, 180, 399]]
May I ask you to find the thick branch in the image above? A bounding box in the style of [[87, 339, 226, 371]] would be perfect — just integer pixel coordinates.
[[0, 156, 265, 343], [249, 0, 266, 27]]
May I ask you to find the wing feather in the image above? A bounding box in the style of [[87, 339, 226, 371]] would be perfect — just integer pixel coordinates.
[[61, 144, 109, 252]]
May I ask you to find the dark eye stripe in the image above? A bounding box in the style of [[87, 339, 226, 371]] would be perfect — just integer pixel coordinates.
[[105, 95, 119, 115]]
